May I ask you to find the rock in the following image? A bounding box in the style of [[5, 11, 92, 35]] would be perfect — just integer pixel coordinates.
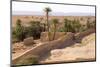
[[23, 37, 34, 46], [50, 49, 63, 57]]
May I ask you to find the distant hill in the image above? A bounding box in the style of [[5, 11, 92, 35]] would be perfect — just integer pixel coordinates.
[[12, 11, 95, 16]]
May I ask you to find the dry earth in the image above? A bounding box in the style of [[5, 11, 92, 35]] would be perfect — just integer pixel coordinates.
[[12, 33, 95, 63], [12, 16, 95, 27], [40, 33, 95, 63], [12, 40, 42, 60]]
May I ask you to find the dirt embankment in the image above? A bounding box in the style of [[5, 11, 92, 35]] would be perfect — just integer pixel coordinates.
[[40, 33, 95, 64], [12, 29, 95, 65]]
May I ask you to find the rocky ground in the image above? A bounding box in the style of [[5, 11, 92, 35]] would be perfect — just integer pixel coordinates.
[[40, 33, 95, 63], [12, 39, 42, 60], [12, 33, 95, 64]]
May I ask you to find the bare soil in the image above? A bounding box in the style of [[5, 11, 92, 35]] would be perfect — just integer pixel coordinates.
[[12, 33, 95, 63], [39, 33, 95, 63]]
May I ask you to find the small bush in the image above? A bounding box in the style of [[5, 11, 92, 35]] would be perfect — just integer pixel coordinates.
[[12, 20, 44, 42], [64, 19, 81, 33], [17, 55, 38, 65], [26, 20, 43, 39], [12, 19, 26, 42], [57, 27, 65, 32]]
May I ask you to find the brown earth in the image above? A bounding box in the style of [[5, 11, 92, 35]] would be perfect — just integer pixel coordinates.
[[12, 39, 42, 60], [12, 15, 96, 64], [12, 15, 95, 27], [39, 33, 95, 63], [12, 33, 95, 64]]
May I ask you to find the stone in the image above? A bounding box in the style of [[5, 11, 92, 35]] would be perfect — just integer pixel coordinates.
[[24, 37, 34, 46]]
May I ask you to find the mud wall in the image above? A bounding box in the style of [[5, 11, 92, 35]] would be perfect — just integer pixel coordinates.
[[40, 32, 66, 42]]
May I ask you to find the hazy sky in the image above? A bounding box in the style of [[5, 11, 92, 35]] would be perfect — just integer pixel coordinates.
[[12, 1, 95, 12], [12, 1, 95, 16]]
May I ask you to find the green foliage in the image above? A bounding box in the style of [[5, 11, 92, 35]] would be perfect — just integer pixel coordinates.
[[87, 20, 91, 28], [52, 19, 59, 40], [26, 21, 43, 39], [64, 18, 70, 32], [72, 19, 81, 32], [79, 25, 87, 32], [86, 19, 95, 29], [40, 23, 46, 31], [92, 20, 96, 28], [12, 19, 44, 42], [52, 19, 59, 25], [12, 19, 26, 42], [44, 7, 52, 13], [64, 19, 81, 33], [57, 27, 65, 32]]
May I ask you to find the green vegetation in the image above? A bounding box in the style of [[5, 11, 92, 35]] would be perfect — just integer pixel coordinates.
[[12, 8, 95, 43], [57, 27, 65, 32], [12, 20, 44, 42], [52, 19, 59, 40], [26, 20, 43, 39], [64, 19, 82, 33], [12, 19, 26, 42], [87, 19, 95, 29]]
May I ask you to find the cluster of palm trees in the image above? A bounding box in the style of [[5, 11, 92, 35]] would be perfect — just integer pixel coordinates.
[[44, 7, 60, 41]]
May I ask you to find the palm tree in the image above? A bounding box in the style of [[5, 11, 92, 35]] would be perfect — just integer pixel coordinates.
[[52, 19, 59, 40], [44, 7, 52, 41]]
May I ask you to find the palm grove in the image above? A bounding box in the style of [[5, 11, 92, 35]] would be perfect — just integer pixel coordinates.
[[12, 7, 95, 43]]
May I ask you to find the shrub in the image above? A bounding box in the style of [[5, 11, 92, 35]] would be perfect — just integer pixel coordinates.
[[79, 25, 87, 32], [57, 27, 65, 32], [12, 20, 44, 42], [86, 19, 96, 29], [26, 20, 43, 39], [64, 19, 81, 33], [12, 19, 26, 42], [72, 19, 81, 32]]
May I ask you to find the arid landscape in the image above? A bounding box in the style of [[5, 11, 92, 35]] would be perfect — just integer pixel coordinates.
[[12, 1, 96, 66], [12, 15, 96, 65], [12, 16, 95, 27]]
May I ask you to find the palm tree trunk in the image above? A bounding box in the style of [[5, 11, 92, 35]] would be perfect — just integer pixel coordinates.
[[53, 25, 56, 40], [46, 12, 50, 41]]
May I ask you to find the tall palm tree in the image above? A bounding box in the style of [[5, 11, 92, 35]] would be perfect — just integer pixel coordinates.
[[52, 19, 59, 40], [44, 7, 52, 41]]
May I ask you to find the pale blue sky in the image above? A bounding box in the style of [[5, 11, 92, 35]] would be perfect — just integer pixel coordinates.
[[12, 1, 95, 16], [12, 1, 95, 12]]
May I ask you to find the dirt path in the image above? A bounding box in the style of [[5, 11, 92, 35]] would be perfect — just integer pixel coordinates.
[[40, 33, 95, 63], [12, 39, 42, 60]]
